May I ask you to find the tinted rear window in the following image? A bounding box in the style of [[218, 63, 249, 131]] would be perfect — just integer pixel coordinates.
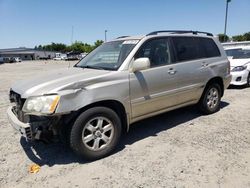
[[199, 38, 221, 58], [172, 37, 220, 62], [172, 37, 199, 62]]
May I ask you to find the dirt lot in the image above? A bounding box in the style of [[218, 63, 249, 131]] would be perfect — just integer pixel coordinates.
[[0, 60, 250, 188]]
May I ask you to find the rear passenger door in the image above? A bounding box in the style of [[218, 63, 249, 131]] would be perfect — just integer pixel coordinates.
[[169, 36, 222, 104], [129, 36, 221, 119]]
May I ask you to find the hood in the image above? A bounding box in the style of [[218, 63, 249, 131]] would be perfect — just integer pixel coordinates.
[[229, 58, 250, 68], [11, 67, 111, 98]]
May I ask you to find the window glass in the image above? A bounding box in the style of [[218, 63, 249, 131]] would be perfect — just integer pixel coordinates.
[[172, 37, 200, 61], [225, 48, 250, 59], [199, 38, 221, 58], [172, 37, 221, 62], [76, 40, 137, 70], [135, 38, 171, 67], [193, 38, 207, 59]]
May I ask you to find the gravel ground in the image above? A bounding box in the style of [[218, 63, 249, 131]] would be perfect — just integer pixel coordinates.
[[0, 61, 250, 188]]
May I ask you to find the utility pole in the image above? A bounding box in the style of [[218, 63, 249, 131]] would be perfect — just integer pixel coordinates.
[[71, 26, 74, 44], [105, 30, 107, 42], [224, 0, 231, 42]]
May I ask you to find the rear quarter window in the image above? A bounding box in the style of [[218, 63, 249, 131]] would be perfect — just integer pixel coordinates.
[[199, 38, 221, 58], [171, 37, 221, 63]]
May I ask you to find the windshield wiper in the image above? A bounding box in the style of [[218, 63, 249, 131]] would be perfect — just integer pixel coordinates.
[[77, 65, 105, 70]]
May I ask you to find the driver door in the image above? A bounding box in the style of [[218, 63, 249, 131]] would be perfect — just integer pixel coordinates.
[[129, 38, 180, 118]]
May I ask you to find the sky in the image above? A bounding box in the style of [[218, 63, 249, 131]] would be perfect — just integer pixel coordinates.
[[0, 0, 249, 48]]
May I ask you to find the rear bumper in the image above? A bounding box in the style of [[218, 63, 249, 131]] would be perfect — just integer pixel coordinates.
[[224, 74, 232, 89], [7, 107, 32, 140]]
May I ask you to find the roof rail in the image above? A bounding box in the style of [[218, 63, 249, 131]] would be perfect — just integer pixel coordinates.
[[116, 36, 130, 39], [146, 30, 213, 37]]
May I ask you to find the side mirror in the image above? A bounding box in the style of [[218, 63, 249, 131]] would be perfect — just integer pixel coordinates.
[[131, 58, 150, 72]]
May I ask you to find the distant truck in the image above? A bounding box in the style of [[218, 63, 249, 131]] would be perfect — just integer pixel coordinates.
[[53, 53, 67, 61]]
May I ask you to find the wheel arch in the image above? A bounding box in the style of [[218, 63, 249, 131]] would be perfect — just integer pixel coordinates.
[[205, 77, 224, 97], [75, 100, 129, 133]]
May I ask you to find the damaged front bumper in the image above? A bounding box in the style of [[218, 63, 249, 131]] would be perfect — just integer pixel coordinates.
[[7, 106, 32, 140], [7, 106, 62, 142]]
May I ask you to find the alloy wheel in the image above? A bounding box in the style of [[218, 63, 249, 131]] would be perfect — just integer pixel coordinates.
[[82, 117, 114, 151], [206, 87, 219, 110]]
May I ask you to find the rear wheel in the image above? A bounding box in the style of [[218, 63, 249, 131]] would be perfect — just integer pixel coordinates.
[[199, 83, 222, 114], [70, 107, 122, 160]]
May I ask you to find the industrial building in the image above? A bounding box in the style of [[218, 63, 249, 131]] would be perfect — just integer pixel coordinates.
[[0, 47, 57, 60]]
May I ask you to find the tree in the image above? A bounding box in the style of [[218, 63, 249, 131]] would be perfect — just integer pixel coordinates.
[[218, 34, 229, 42], [41, 43, 67, 52], [68, 41, 85, 52], [232, 35, 245, 42], [94, 40, 104, 48], [232, 32, 250, 42], [243, 32, 250, 41], [34, 39, 104, 53]]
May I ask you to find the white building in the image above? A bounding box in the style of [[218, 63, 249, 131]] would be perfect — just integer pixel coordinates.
[[0, 47, 57, 60]]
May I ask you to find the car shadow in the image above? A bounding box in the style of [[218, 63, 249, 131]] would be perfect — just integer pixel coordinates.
[[20, 101, 229, 166], [227, 85, 248, 90], [20, 138, 83, 166]]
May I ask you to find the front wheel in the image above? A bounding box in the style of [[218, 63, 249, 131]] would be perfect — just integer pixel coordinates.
[[246, 73, 250, 87], [70, 107, 122, 160], [199, 83, 222, 115]]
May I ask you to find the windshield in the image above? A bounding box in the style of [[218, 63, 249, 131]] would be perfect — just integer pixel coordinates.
[[75, 40, 139, 70], [225, 48, 250, 59]]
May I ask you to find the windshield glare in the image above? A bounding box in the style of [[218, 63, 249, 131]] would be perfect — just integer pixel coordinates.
[[225, 48, 250, 59], [76, 40, 138, 70]]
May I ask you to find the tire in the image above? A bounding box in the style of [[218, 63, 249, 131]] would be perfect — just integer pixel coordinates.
[[70, 107, 122, 160], [246, 73, 250, 87], [199, 83, 222, 115]]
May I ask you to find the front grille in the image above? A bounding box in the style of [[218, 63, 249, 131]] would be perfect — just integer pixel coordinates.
[[9, 90, 26, 122], [25, 127, 32, 140]]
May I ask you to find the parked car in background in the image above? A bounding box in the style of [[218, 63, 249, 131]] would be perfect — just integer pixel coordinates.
[[38, 57, 51, 60], [225, 47, 250, 86], [10, 57, 22, 63], [65, 51, 81, 60], [79, 52, 88, 59], [53, 53, 67, 60], [7, 30, 231, 160]]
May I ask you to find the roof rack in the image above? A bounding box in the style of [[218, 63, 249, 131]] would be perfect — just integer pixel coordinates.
[[146, 30, 213, 37], [116, 36, 130, 39]]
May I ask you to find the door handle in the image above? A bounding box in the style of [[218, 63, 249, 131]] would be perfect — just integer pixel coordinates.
[[202, 62, 209, 67], [168, 68, 177, 75]]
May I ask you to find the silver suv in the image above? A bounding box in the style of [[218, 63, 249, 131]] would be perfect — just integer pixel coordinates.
[[7, 30, 232, 160]]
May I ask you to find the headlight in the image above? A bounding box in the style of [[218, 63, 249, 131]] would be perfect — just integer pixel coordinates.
[[23, 95, 60, 114], [231, 66, 247, 72]]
